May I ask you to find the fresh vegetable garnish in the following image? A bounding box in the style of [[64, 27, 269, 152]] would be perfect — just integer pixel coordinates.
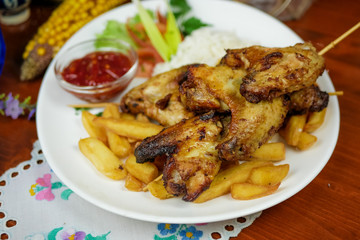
[[95, 20, 137, 50], [180, 16, 210, 36], [132, 0, 172, 61], [164, 1, 182, 56], [95, 0, 210, 77], [169, 0, 210, 36]]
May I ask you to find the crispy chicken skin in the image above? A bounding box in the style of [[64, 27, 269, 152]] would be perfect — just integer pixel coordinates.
[[289, 84, 329, 115], [220, 43, 325, 103], [135, 111, 224, 201], [120, 66, 194, 126], [127, 43, 327, 201], [180, 64, 290, 161]]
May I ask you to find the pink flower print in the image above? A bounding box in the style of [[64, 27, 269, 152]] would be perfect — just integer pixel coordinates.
[[35, 174, 55, 201]]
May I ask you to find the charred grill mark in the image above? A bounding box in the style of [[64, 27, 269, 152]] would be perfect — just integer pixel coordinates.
[[240, 83, 262, 103], [219, 49, 246, 68], [198, 127, 206, 140], [260, 52, 283, 71], [288, 85, 329, 115], [285, 68, 307, 81], [131, 103, 139, 108], [295, 52, 310, 62], [199, 111, 216, 121], [267, 126, 277, 137], [309, 88, 329, 112], [285, 72, 296, 80], [135, 142, 177, 163], [156, 93, 172, 110]]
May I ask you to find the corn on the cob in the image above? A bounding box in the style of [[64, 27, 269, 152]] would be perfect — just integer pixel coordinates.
[[20, 0, 128, 81]]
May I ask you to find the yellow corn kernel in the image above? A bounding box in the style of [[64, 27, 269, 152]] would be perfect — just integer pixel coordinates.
[[48, 38, 55, 46], [37, 47, 46, 56], [22, 0, 128, 62]]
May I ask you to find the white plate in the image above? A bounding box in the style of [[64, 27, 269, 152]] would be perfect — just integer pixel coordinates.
[[37, 0, 340, 223]]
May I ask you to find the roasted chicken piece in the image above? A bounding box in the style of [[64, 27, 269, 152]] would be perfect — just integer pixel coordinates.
[[289, 84, 329, 115], [180, 64, 289, 161], [135, 111, 225, 201], [120, 66, 194, 126], [220, 43, 325, 103]]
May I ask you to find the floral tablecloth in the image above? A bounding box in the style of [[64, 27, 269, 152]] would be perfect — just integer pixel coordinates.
[[0, 140, 261, 239]]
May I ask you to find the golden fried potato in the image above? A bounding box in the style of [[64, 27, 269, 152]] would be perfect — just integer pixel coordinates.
[[120, 112, 136, 120], [194, 160, 272, 203], [135, 113, 151, 123], [147, 178, 174, 200], [81, 111, 107, 143], [280, 114, 307, 146], [296, 132, 317, 150], [125, 154, 159, 184], [231, 183, 280, 200], [251, 142, 286, 161], [102, 104, 132, 158], [102, 103, 121, 119], [304, 108, 327, 133], [248, 164, 289, 186], [107, 131, 132, 158], [125, 174, 144, 192], [78, 137, 127, 180], [94, 117, 164, 140]]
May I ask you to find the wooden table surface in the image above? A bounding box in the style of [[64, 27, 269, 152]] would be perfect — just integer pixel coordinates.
[[0, 0, 359, 239]]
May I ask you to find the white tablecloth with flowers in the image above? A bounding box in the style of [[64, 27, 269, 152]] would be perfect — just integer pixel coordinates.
[[0, 140, 261, 239]]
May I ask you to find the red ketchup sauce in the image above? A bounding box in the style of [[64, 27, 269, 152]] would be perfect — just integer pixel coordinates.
[[60, 51, 133, 102], [62, 51, 132, 86]]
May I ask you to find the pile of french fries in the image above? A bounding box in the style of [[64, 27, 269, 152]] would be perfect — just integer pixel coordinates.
[[279, 109, 327, 150], [77, 103, 326, 202]]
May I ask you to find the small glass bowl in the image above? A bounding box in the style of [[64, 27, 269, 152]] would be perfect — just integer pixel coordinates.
[[54, 38, 138, 103]]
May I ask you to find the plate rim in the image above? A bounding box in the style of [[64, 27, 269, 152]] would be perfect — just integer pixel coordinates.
[[36, 0, 340, 224]]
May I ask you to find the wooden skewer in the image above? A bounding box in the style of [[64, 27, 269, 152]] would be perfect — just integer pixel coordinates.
[[68, 102, 121, 108], [318, 21, 360, 56], [328, 91, 344, 96]]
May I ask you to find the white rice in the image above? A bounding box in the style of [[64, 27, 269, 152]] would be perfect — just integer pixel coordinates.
[[153, 27, 251, 75]]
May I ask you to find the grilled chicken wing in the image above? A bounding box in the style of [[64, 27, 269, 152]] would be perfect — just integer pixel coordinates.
[[180, 64, 289, 161], [220, 42, 325, 103], [129, 43, 328, 201], [135, 111, 224, 201], [289, 84, 329, 115], [120, 66, 194, 126]]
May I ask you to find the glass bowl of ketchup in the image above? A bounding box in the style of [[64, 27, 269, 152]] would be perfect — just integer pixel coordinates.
[[54, 38, 138, 102]]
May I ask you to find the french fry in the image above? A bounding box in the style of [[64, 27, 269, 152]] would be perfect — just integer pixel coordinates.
[[296, 132, 317, 150], [127, 138, 138, 143], [194, 160, 272, 203], [107, 131, 132, 158], [102, 104, 132, 158], [231, 182, 280, 200], [102, 103, 121, 119], [147, 178, 174, 199], [251, 142, 286, 161], [120, 112, 136, 120], [304, 109, 327, 133], [78, 137, 127, 180], [94, 117, 164, 140], [125, 174, 144, 192], [81, 111, 107, 143], [248, 164, 289, 186], [280, 114, 307, 146], [125, 154, 159, 184], [136, 113, 151, 123]]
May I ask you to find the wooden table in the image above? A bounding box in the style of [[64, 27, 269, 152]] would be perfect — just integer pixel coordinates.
[[0, 0, 359, 239]]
